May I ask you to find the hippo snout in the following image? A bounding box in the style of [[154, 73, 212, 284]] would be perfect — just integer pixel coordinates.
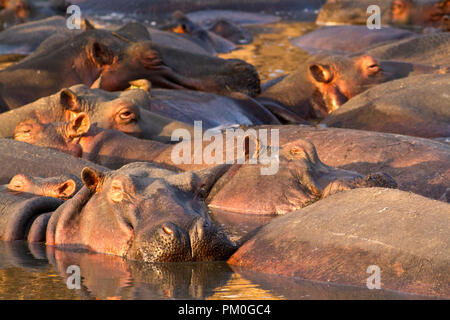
[[129, 222, 192, 263], [189, 218, 237, 262]]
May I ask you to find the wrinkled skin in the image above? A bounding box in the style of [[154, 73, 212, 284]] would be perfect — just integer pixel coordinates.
[[6, 174, 81, 199], [164, 11, 237, 54], [229, 188, 450, 298], [0, 241, 234, 299], [323, 73, 450, 138], [0, 138, 107, 185], [367, 32, 450, 66], [13, 117, 397, 215], [290, 26, 415, 55], [258, 54, 446, 120], [0, 162, 237, 262], [46, 163, 236, 262], [254, 125, 450, 201], [0, 22, 260, 109], [0, 85, 194, 142]]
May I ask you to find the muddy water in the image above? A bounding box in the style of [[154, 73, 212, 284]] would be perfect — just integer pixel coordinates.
[[219, 21, 317, 82]]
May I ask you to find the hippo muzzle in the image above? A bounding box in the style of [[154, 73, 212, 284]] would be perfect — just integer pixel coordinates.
[[129, 217, 236, 263]]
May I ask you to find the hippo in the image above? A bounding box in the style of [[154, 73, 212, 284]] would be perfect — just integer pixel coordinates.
[[316, 0, 392, 26], [185, 10, 281, 26], [323, 73, 450, 138], [5, 174, 81, 199], [145, 87, 282, 128], [253, 125, 450, 201], [0, 0, 30, 30], [163, 11, 237, 54], [228, 187, 450, 298], [0, 85, 195, 142], [0, 22, 260, 109], [390, 0, 449, 28], [290, 26, 415, 55], [0, 162, 237, 262], [258, 53, 446, 120], [0, 138, 107, 185], [13, 115, 397, 215], [316, 0, 446, 28], [366, 32, 450, 66], [0, 241, 234, 299], [0, 16, 92, 55]]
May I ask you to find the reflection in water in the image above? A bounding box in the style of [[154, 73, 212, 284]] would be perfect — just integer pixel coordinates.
[[0, 241, 429, 300]]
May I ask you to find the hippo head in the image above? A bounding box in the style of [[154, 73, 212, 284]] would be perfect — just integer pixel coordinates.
[[391, 0, 448, 27], [13, 115, 88, 158], [58, 86, 153, 138], [307, 54, 391, 117], [82, 23, 252, 94], [207, 139, 397, 215], [46, 163, 237, 262], [0, 0, 30, 20], [316, 0, 391, 25], [8, 174, 81, 199]]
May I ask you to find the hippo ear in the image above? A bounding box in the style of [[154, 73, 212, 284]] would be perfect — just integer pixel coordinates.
[[8, 174, 31, 192], [309, 64, 333, 83], [81, 167, 105, 192], [67, 113, 90, 138], [91, 42, 114, 66], [60, 89, 81, 112], [55, 179, 78, 199]]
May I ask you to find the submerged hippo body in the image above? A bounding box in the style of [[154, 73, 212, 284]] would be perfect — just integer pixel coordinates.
[[229, 188, 450, 298], [258, 54, 444, 120], [164, 11, 237, 54], [390, 0, 450, 28], [290, 26, 415, 55], [254, 125, 450, 202], [0, 139, 107, 185], [316, 0, 392, 26], [0, 22, 260, 109], [323, 74, 450, 138], [0, 162, 237, 262], [316, 0, 447, 28], [367, 32, 450, 66], [0, 16, 77, 55], [146, 89, 280, 128], [13, 116, 397, 215], [0, 85, 194, 142]]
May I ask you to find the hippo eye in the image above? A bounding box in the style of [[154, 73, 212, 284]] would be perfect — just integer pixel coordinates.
[[117, 109, 135, 122]]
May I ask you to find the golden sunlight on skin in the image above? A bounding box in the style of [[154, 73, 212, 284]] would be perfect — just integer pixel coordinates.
[[207, 273, 284, 300]]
